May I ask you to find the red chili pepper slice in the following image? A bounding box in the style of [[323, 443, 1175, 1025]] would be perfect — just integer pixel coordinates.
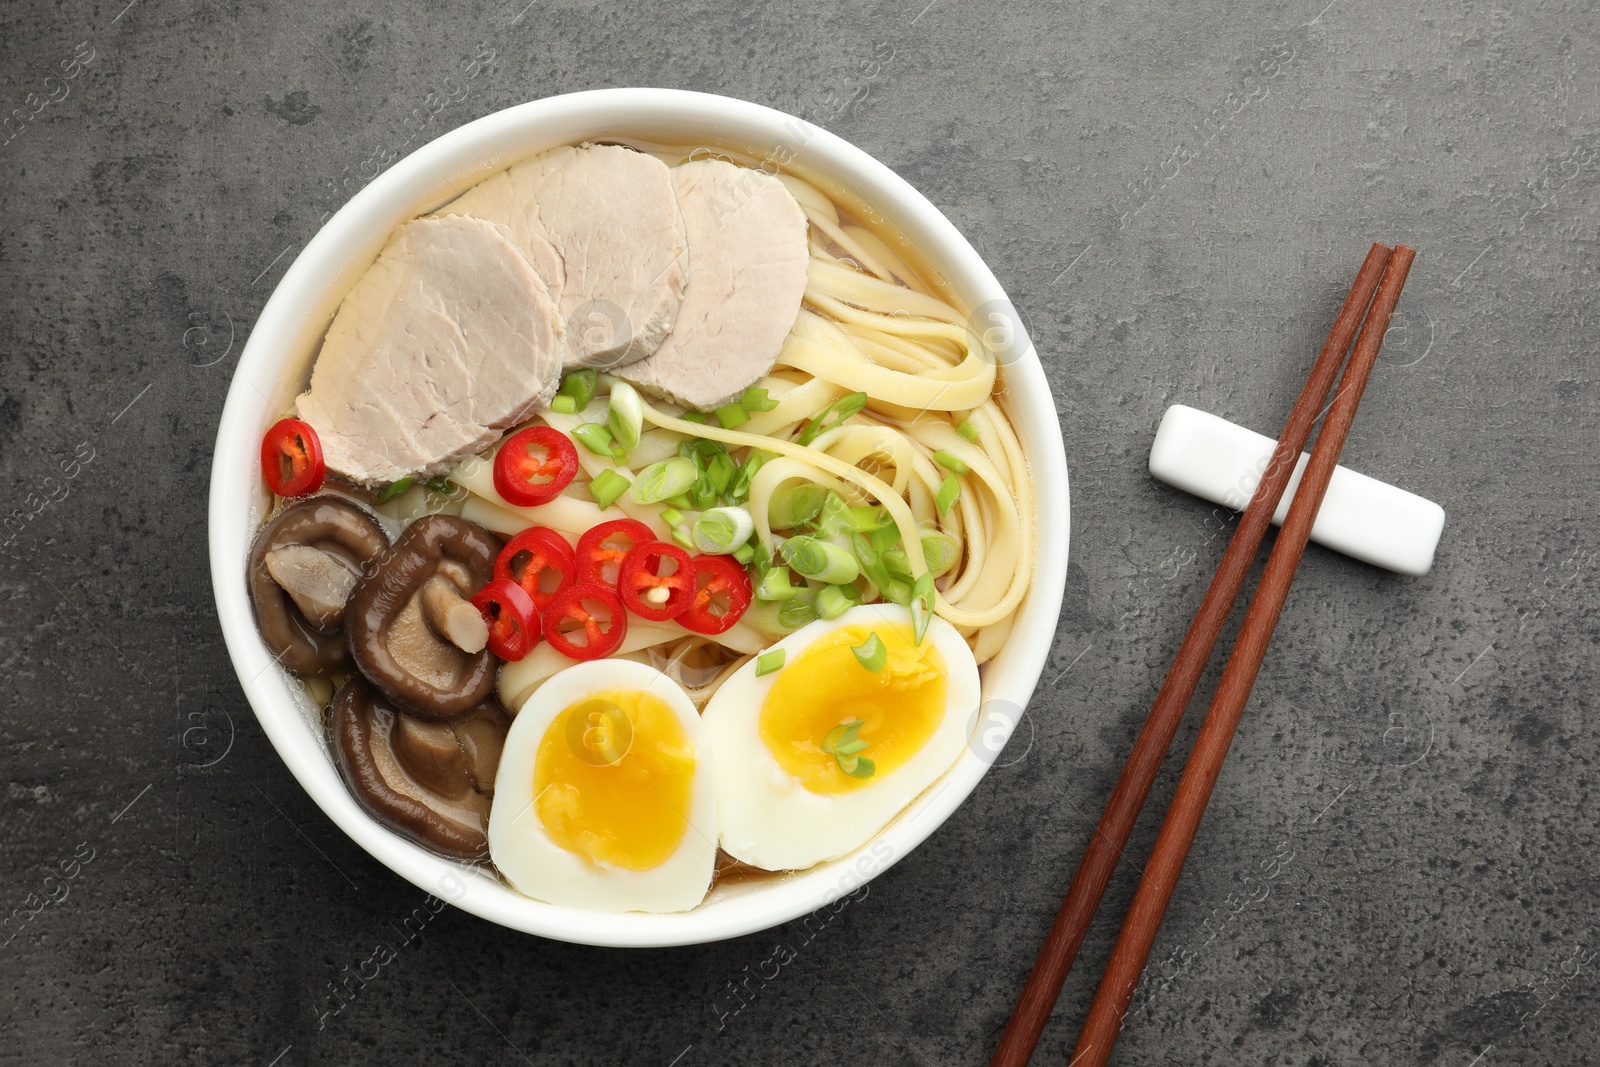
[[542, 583, 627, 661], [678, 554, 753, 635], [574, 518, 655, 589], [470, 578, 540, 662], [617, 541, 695, 622], [260, 418, 326, 497], [493, 425, 579, 507], [493, 526, 576, 610]]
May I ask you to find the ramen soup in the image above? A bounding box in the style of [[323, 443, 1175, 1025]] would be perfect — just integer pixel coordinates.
[[246, 140, 1035, 914]]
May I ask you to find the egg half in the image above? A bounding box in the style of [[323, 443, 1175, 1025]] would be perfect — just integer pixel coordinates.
[[489, 659, 716, 912], [702, 602, 980, 871]]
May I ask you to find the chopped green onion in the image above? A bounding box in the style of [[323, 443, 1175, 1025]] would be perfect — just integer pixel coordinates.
[[732, 543, 755, 565], [757, 566, 800, 602], [374, 477, 414, 505], [769, 483, 828, 529], [921, 531, 960, 577], [693, 506, 755, 555], [660, 507, 684, 526], [667, 491, 694, 510], [821, 719, 876, 779], [705, 452, 736, 496], [725, 451, 766, 506], [910, 573, 936, 645], [572, 422, 615, 457], [933, 450, 970, 475], [756, 649, 786, 676], [956, 419, 980, 442], [815, 583, 862, 621], [425, 476, 457, 496], [870, 522, 901, 554], [681, 410, 710, 424], [883, 548, 912, 580], [936, 473, 962, 515], [881, 578, 912, 605], [780, 536, 860, 584], [741, 387, 778, 412], [851, 632, 887, 672], [550, 395, 578, 415], [797, 391, 868, 446], [776, 591, 817, 630], [670, 525, 694, 550], [589, 469, 631, 511], [823, 719, 872, 757], [607, 381, 644, 451], [631, 456, 698, 504], [714, 402, 750, 428], [559, 368, 598, 410], [851, 533, 894, 592]]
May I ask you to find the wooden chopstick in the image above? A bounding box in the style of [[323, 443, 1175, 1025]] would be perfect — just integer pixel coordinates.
[[1068, 245, 1416, 1067], [988, 242, 1394, 1067]]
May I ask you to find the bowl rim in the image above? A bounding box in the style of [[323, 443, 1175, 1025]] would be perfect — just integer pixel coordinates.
[[207, 87, 1070, 948]]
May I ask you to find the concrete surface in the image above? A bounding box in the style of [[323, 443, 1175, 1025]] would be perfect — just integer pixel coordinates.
[[2, 0, 1597, 1064]]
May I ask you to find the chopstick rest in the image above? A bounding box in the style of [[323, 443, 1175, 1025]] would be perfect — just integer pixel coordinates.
[[1149, 404, 1445, 576]]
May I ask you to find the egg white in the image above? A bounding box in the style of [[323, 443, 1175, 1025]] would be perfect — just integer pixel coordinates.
[[701, 602, 981, 871], [488, 659, 716, 913]]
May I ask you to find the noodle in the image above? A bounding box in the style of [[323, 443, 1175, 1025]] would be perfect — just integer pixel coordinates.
[[438, 162, 1036, 698]]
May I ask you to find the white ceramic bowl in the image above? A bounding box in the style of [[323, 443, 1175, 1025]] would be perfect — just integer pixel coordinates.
[[208, 88, 1070, 947]]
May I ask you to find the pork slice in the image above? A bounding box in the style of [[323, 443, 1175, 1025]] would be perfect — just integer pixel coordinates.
[[439, 143, 687, 370], [296, 214, 564, 488], [617, 160, 809, 411]]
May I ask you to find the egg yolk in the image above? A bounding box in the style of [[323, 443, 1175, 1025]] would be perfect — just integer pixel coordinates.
[[759, 621, 947, 795], [533, 689, 695, 871]]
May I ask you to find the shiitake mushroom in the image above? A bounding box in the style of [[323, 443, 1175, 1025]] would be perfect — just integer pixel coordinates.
[[247, 496, 389, 674], [331, 675, 510, 861], [345, 514, 500, 721]]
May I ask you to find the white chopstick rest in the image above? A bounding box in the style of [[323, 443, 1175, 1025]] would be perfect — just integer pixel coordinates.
[[1149, 405, 1445, 576]]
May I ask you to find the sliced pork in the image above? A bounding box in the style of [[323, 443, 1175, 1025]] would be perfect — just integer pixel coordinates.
[[296, 215, 564, 488], [618, 160, 809, 411], [439, 143, 687, 370]]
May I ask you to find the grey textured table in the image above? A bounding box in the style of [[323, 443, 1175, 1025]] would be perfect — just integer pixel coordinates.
[[3, 1, 1597, 1064]]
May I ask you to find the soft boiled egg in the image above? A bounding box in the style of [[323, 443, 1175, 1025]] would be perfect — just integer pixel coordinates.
[[488, 659, 716, 912], [702, 602, 980, 871]]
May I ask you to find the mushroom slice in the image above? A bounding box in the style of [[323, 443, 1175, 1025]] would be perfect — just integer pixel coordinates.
[[248, 496, 390, 674], [346, 514, 501, 721], [332, 676, 511, 861]]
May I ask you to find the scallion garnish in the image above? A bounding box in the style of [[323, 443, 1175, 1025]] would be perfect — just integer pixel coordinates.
[[921, 530, 959, 577], [756, 649, 786, 676], [780, 536, 860, 584], [559, 368, 598, 411], [769, 483, 827, 529], [956, 419, 980, 442], [776, 591, 817, 630], [572, 422, 615, 457], [822, 718, 876, 779], [910, 573, 936, 645], [936, 472, 962, 515], [681, 410, 710, 424], [714, 401, 750, 428], [374, 477, 414, 505], [741, 387, 778, 412], [589, 468, 631, 511], [550, 395, 578, 415], [796, 391, 868, 446], [757, 566, 800, 602], [607, 381, 644, 451], [693, 506, 755, 555], [732, 542, 755, 565], [631, 456, 698, 504], [933, 450, 970, 475], [815, 583, 862, 620], [851, 632, 887, 672], [425, 476, 457, 496]]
